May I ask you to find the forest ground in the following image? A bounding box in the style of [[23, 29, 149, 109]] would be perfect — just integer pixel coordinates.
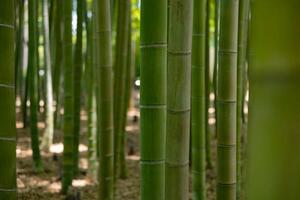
[[17, 93, 218, 200]]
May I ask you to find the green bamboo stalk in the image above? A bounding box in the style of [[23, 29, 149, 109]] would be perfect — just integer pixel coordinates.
[[87, 93, 97, 179], [52, 0, 62, 129], [166, 0, 193, 199], [28, 0, 43, 172], [96, 0, 114, 198], [110, 0, 115, 25], [23, 0, 31, 128], [50, 0, 57, 76], [50, 0, 56, 80], [113, 0, 131, 179], [0, 0, 17, 199], [73, 0, 84, 176], [92, 0, 100, 158], [49, 0, 55, 34], [205, 0, 213, 170], [246, 1, 300, 199], [15, 0, 25, 110], [61, 0, 74, 194], [236, 0, 250, 199], [216, 0, 239, 199], [140, 0, 167, 199], [23, 64, 30, 128], [213, 0, 219, 97], [192, 0, 207, 199], [41, 0, 54, 151], [86, 0, 97, 179], [119, 13, 134, 179], [37, 3, 44, 114]]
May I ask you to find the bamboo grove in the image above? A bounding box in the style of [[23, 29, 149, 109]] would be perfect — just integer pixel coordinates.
[[0, 0, 299, 199]]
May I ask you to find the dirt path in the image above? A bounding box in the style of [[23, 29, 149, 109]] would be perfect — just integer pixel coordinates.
[[17, 107, 217, 200]]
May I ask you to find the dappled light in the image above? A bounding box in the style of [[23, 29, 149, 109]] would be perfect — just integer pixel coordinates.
[[0, 0, 296, 200]]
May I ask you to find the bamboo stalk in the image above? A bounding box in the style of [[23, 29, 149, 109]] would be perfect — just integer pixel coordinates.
[[61, 0, 74, 194], [113, 0, 131, 179], [95, 0, 114, 198], [205, 0, 213, 170], [166, 0, 193, 199], [216, 0, 239, 199], [41, 0, 54, 151], [192, 0, 207, 199], [86, 0, 97, 179], [246, 1, 300, 199], [52, 0, 62, 130], [0, 0, 17, 199], [73, 0, 84, 176], [236, 0, 250, 199], [28, 0, 43, 172], [15, 0, 25, 113], [140, 0, 167, 199], [119, 12, 134, 179]]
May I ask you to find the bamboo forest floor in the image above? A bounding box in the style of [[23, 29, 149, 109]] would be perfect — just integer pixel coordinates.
[[16, 97, 218, 200]]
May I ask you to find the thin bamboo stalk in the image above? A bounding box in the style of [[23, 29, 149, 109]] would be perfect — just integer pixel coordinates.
[[73, 0, 84, 176], [41, 0, 54, 151], [119, 13, 134, 179], [236, 0, 250, 199], [113, 0, 131, 179], [216, 0, 239, 199], [15, 0, 25, 112], [205, 0, 213, 170], [52, 0, 62, 129], [192, 0, 207, 199], [96, 0, 114, 198], [86, 0, 97, 179], [61, 0, 74, 194], [28, 0, 43, 172]]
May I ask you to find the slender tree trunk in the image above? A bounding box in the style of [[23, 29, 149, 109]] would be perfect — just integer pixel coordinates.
[[119, 14, 135, 179], [96, 0, 114, 198], [113, 0, 131, 179], [23, 5, 31, 129], [192, 0, 207, 199], [73, 0, 84, 177], [140, 0, 167, 199], [236, 0, 250, 199], [92, 0, 100, 159], [61, 0, 74, 194], [246, 1, 300, 199], [23, 63, 30, 128], [213, 0, 219, 96], [49, 0, 55, 33], [86, 0, 97, 179], [28, 0, 43, 172], [0, 0, 17, 199], [205, 0, 213, 170], [166, 0, 193, 199], [15, 0, 25, 114], [52, 0, 62, 130], [41, 0, 54, 151], [216, 0, 239, 199]]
